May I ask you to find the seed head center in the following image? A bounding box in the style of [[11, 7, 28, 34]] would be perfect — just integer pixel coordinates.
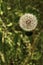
[[26, 20, 31, 25]]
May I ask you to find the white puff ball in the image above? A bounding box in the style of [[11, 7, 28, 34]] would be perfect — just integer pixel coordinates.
[[19, 13, 38, 31]]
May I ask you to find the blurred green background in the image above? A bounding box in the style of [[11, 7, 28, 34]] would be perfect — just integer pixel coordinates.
[[0, 0, 43, 65]]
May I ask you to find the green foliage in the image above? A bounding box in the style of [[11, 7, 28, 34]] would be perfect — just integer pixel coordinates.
[[0, 0, 43, 65]]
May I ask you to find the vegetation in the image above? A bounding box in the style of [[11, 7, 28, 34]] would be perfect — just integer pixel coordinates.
[[0, 0, 43, 65]]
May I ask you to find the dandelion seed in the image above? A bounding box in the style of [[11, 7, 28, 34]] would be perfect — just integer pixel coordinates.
[[19, 13, 38, 31]]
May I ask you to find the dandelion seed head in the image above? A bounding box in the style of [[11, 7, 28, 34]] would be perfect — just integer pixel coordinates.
[[19, 13, 38, 31]]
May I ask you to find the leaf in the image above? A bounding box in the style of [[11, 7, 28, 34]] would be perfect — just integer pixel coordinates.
[[0, 52, 5, 63], [31, 52, 42, 60], [7, 23, 13, 27]]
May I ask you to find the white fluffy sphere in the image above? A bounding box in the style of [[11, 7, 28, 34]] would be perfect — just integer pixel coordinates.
[[19, 13, 38, 31]]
